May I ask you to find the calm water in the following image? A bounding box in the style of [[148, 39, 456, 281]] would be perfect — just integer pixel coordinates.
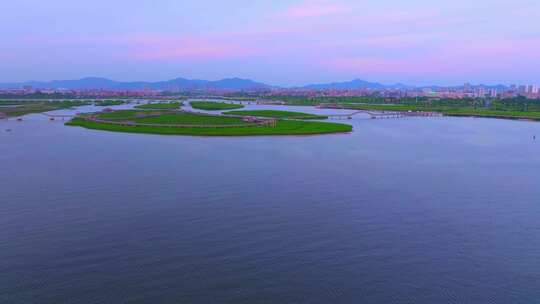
[[1, 105, 540, 303]]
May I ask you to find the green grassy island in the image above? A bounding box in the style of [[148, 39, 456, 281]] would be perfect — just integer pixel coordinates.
[[190, 101, 244, 111], [135, 102, 183, 110], [66, 109, 352, 136], [225, 110, 328, 120]]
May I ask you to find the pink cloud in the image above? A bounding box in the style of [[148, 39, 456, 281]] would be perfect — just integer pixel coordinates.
[[358, 33, 446, 48], [277, 1, 347, 19], [327, 57, 440, 75], [20, 34, 260, 61], [272, 2, 459, 31], [325, 37, 540, 77], [451, 38, 540, 59], [126, 35, 257, 60]]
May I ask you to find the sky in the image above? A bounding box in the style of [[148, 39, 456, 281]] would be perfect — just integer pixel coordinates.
[[1, 0, 539, 86]]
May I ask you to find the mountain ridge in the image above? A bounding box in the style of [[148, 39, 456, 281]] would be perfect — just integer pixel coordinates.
[[302, 78, 410, 90], [0, 77, 271, 90], [0, 77, 510, 91]]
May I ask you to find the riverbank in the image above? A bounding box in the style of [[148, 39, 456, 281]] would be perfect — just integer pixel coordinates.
[[321, 104, 540, 121], [0, 100, 91, 117], [442, 109, 540, 121]]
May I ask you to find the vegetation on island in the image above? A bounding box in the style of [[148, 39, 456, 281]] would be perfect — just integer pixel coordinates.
[[190, 101, 244, 111], [95, 110, 248, 125], [224, 110, 328, 120], [66, 109, 352, 136], [248, 95, 540, 121], [135, 102, 182, 110], [0, 100, 91, 117], [95, 99, 127, 106]]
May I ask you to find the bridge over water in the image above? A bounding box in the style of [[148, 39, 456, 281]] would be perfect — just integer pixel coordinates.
[[327, 110, 442, 120], [318, 104, 442, 120]]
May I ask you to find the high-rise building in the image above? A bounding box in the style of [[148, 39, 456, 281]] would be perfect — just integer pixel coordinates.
[[477, 87, 486, 97], [532, 85, 539, 94], [464, 82, 472, 93]]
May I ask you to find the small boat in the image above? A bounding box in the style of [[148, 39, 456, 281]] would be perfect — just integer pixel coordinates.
[[5, 129, 12, 132]]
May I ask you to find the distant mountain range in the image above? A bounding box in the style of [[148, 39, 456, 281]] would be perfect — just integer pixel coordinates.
[[0, 76, 509, 91], [302, 78, 410, 90], [301, 79, 508, 90], [0, 77, 271, 91]]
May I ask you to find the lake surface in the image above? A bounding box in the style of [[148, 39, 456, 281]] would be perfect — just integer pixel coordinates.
[[1, 104, 540, 303]]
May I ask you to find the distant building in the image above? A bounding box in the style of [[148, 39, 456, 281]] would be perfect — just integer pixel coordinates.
[[477, 87, 487, 97], [464, 82, 472, 93]]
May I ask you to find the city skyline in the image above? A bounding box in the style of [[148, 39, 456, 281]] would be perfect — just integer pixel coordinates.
[[2, 76, 539, 101], [1, 0, 540, 86]]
